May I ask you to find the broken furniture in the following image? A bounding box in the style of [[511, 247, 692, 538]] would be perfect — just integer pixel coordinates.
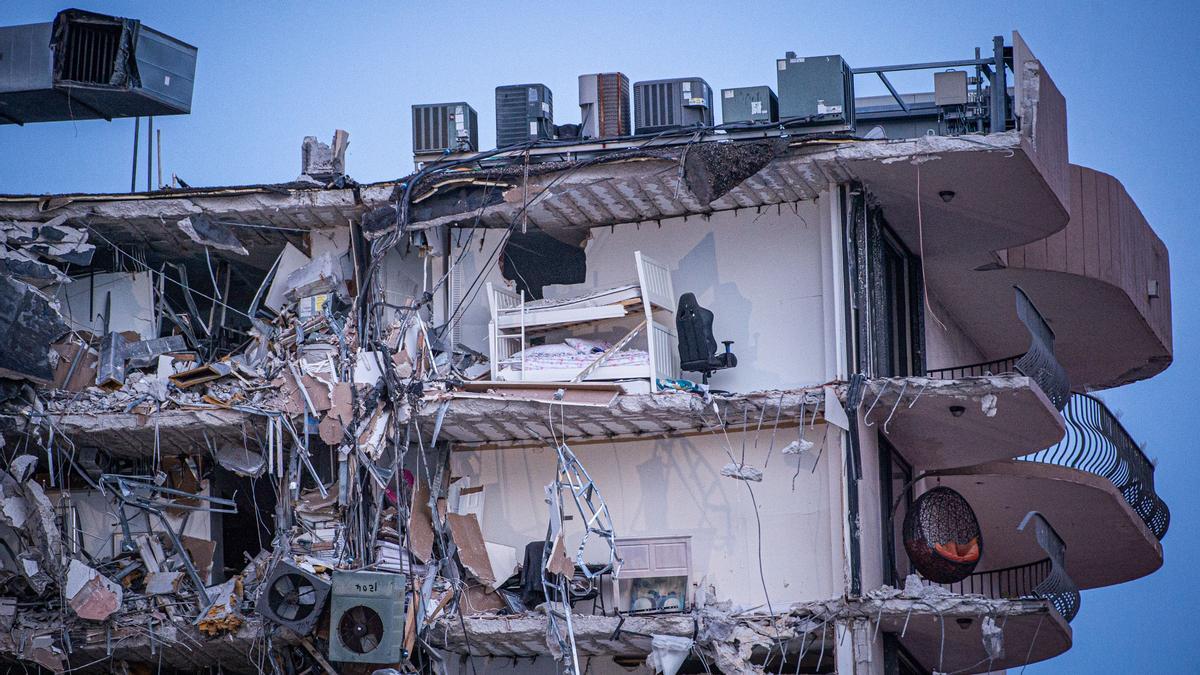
[[487, 251, 679, 390], [612, 536, 691, 614], [903, 486, 983, 584], [516, 541, 609, 613], [675, 292, 737, 384]]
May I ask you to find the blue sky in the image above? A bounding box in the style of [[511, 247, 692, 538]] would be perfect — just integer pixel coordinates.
[[2, 1, 1197, 671]]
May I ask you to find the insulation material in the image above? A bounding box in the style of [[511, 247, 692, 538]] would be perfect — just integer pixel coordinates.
[[175, 214, 248, 256], [647, 634, 693, 675], [982, 393, 998, 417], [198, 576, 244, 636], [981, 615, 1004, 660], [720, 462, 763, 482], [55, 272, 155, 341]]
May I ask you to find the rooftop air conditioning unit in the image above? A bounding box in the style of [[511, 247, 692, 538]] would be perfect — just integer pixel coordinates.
[[579, 72, 630, 139], [633, 77, 713, 136], [0, 8, 197, 125], [328, 570, 406, 664], [721, 85, 779, 124], [495, 83, 553, 148], [412, 102, 478, 155], [776, 52, 855, 131]]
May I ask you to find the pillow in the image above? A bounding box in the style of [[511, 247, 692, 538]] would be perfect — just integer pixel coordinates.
[[514, 342, 578, 358], [565, 337, 612, 354]]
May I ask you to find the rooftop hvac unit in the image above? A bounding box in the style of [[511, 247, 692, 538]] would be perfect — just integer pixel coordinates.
[[633, 77, 713, 135], [256, 562, 331, 636], [328, 570, 406, 664], [412, 102, 478, 155], [495, 83, 553, 148], [721, 86, 779, 124], [0, 8, 197, 125], [579, 72, 630, 139], [776, 52, 854, 131]]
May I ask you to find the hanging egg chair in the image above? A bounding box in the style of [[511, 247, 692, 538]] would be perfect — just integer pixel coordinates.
[[903, 486, 983, 584]]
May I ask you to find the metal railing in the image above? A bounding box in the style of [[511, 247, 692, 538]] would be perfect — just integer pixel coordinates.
[[924, 287, 1070, 411], [925, 355, 1018, 380], [942, 558, 1051, 599], [938, 512, 1080, 624], [1020, 393, 1170, 540]]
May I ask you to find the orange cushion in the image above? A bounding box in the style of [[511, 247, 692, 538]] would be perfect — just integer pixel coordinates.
[[932, 537, 980, 563]]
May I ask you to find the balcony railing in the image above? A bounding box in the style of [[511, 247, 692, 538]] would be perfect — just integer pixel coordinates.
[[925, 287, 1070, 411], [939, 512, 1080, 623], [1019, 393, 1170, 540], [925, 355, 1018, 380]]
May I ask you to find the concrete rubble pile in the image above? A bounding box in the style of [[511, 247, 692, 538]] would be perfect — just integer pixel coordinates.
[[0, 137, 700, 675]]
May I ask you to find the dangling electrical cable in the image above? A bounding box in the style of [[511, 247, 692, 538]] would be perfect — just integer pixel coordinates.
[[915, 162, 948, 331]]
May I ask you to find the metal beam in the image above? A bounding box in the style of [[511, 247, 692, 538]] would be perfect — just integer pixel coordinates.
[[990, 35, 1008, 133], [851, 58, 991, 75], [876, 72, 909, 112]]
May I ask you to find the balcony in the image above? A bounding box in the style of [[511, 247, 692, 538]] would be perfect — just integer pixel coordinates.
[[939, 512, 1080, 624], [1021, 393, 1169, 539], [926, 164, 1171, 391], [863, 374, 1064, 470], [930, 393, 1167, 588], [883, 511, 1078, 673], [926, 286, 1071, 412]]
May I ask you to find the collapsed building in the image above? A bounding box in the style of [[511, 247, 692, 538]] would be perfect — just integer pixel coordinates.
[[0, 31, 1174, 675]]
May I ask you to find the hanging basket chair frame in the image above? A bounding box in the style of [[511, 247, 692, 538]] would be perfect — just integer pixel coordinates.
[[901, 485, 984, 584]]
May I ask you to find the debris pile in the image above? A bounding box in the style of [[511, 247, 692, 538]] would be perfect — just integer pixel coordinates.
[[0, 145, 633, 675]]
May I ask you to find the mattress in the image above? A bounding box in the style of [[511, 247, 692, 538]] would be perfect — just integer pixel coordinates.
[[521, 283, 640, 311]]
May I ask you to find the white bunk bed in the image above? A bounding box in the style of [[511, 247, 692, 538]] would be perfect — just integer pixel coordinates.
[[487, 252, 679, 390]]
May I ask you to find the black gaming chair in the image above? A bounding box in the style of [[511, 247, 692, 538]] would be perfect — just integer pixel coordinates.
[[675, 293, 737, 384]]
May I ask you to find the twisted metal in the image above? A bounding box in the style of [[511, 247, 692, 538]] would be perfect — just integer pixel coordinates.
[[1018, 511, 1080, 623], [1013, 286, 1070, 411], [1019, 393, 1170, 539], [938, 516, 1081, 623], [925, 288, 1069, 412]]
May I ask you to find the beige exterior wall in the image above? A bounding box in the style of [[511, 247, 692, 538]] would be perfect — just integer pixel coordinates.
[[452, 424, 845, 609]]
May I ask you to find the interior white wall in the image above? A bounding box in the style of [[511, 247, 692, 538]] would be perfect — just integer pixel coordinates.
[[56, 489, 210, 561], [446, 199, 830, 392], [451, 423, 842, 608], [923, 295, 986, 371], [56, 271, 155, 339], [856, 424, 887, 593]]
